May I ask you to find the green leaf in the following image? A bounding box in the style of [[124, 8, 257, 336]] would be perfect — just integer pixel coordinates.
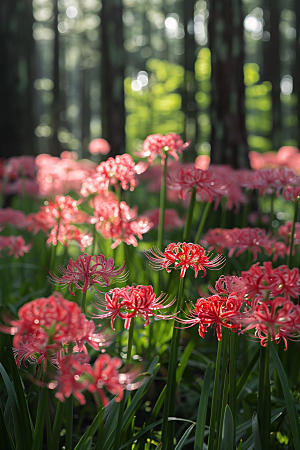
[[176, 339, 195, 384], [251, 413, 262, 450], [175, 423, 195, 449], [155, 444, 163, 450], [0, 405, 15, 450], [74, 408, 104, 450], [221, 405, 234, 450], [270, 344, 300, 450], [194, 363, 213, 450], [0, 363, 23, 450]]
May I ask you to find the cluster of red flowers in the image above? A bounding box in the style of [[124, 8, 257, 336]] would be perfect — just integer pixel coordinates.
[[145, 242, 225, 278], [49, 253, 128, 295], [94, 284, 175, 330], [136, 133, 189, 165], [93, 195, 153, 249], [0, 235, 32, 258], [27, 195, 94, 249], [0, 292, 138, 406], [1, 156, 39, 197]]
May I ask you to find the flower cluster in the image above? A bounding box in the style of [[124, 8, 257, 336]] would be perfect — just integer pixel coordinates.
[[94, 284, 175, 330], [145, 242, 225, 278], [49, 253, 128, 295], [136, 133, 189, 165], [0, 235, 32, 258]]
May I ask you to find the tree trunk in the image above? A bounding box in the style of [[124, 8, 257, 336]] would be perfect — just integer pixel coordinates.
[[208, 0, 249, 168]]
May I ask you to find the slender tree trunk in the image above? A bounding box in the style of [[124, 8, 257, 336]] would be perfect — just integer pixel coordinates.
[[208, 0, 249, 168], [262, 0, 282, 149], [293, 0, 300, 147], [100, 0, 126, 156], [182, 0, 197, 154]]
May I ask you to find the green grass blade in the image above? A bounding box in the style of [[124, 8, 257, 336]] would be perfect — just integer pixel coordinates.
[[194, 363, 213, 450], [251, 413, 262, 450], [174, 424, 196, 450], [176, 339, 195, 384], [220, 405, 234, 450], [0, 404, 15, 450], [0, 363, 23, 450], [74, 408, 104, 450], [270, 344, 300, 450]]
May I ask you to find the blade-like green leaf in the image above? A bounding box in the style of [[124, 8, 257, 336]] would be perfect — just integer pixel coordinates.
[[155, 444, 163, 450], [221, 405, 234, 450], [0, 404, 15, 450], [271, 344, 300, 450], [176, 339, 195, 384], [236, 348, 260, 399], [175, 423, 196, 450], [251, 413, 262, 450], [194, 363, 213, 450], [74, 408, 104, 450], [0, 363, 23, 450]]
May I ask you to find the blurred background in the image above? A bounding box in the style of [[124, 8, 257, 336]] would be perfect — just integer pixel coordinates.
[[1, 0, 299, 168]]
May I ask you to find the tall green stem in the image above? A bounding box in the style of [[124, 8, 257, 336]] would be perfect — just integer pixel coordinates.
[[32, 387, 48, 450], [207, 338, 223, 450], [157, 155, 168, 250], [81, 290, 87, 314], [182, 186, 197, 242], [287, 198, 299, 268], [113, 318, 135, 450], [257, 340, 270, 450], [194, 202, 211, 243], [228, 332, 236, 439], [65, 395, 73, 450], [161, 276, 185, 449]]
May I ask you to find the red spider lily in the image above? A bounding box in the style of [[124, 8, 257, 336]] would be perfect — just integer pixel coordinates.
[[12, 333, 57, 369], [0, 208, 30, 229], [239, 167, 297, 196], [177, 294, 241, 341], [94, 285, 176, 330], [0, 292, 109, 351], [144, 242, 225, 278], [214, 275, 247, 298], [283, 184, 300, 202], [48, 253, 128, 295], [236, 297, 300, 350], [53, 353, 91, 405], [166, 166, 227, 203], [241, 262, 300, 301], [0, 235, 32, 258], [143, 208, 185, 231], [136, 133, 189, 165]]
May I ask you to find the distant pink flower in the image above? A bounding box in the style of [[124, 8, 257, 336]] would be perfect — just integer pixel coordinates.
[[214, 275, 247, 298], [137, 133, 189, 165], [195, 155, 210, 170], [240, 168, 297, 196], [282, 184, 300, 202], [89, 138, 111, 155], [0, 235, 32, 258], [177, 294, 241, 341], [143, 208, 185, 231], [49, 253, 127, 295], [94, 285, 175, 330], [145, 242, 225, 278], [0, 208, 30, 229], [5, 156, 36, 179]]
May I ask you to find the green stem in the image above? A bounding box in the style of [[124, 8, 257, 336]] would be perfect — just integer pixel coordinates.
[[113, 318, 135, 450], [161, 276, 185, 449], [81, 290, 87, 314], [49, 243, 57, 274], [182, 186, 197, 242], [216, 330, 229, 429], [228, 332, 236, 440], [50, 401, 65, 450], [157, 154, 168, 250], [257, 340, 270, 450], [287, 198, 299, 268], [32, 387, 48, 450], [207, 338, 223, 450], [65, 395, 73, 450], [92, 224, 97, 256], [194, 202, 212, 243]]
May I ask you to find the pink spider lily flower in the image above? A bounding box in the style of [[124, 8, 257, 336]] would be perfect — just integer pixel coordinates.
[[143, 208, 185, 231], [144, 242, 226, 278], [0, 235, 32, 258], [0, 208, 30, 229], [0, 292, 109, 352], [12, 333, 56, 369], [136, 133, 190, 165], [239, 167, 297, 196], [177, 294, 241, 341], [48, 253, 128, 295], [214, 275, 247, 298], [241, 262, 300, 301], [94, 285, 176, 330], [53, 353, 91, 405], [236, 297, 300, 350]]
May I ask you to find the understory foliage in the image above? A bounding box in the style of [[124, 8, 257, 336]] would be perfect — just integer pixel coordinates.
[[1, 139, 300, 450]]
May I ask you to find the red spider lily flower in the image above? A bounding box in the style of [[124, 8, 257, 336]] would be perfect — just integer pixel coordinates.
[[0, 292, 109, 351], [177, 294, 241, 341], [237, 297, 300, 350], [239, 167, 297, 196], [0, 208, 30, 229], [214, 275, 247, 298], [53, 353, 91, 405], [88, 138, 110, 155], [0, 235, 32, 258], [144, 242, 225, 278], [48, 253, 128, 295], [143, 208, 185, 231], [241, 262, 300, 301], [283, 184, 300, 202], [166, 166, 227, 203], [12, 333, 55, 369], [94, 285, 176, 330], [136, 133, 190, 165]]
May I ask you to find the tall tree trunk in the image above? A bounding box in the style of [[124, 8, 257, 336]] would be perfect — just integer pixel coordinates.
[[293, 0, 300, 147], [100, 0, 126, 156], [262, 0, 282, 149], [0, 0, 36, 157], [182, 0, 197, 155], [208, 0, 249, 168]]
